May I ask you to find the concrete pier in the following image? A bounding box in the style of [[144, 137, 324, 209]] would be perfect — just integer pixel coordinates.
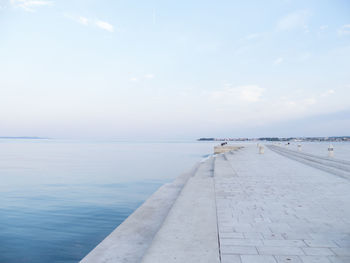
[[81, 144, 350, 263]]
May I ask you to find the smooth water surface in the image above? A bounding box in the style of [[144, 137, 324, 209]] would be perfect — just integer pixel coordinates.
[[0, 140, 217, 263]]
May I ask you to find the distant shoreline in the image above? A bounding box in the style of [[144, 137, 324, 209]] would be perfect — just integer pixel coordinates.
[[0, 137, 49, 139], [198, 136, 350, 142]]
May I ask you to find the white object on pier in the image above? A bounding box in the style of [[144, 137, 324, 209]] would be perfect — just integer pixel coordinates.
[[259, 145, 265, 154], [328, 144, 334, 157]]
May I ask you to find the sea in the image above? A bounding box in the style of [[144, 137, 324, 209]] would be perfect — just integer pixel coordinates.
[[0, 139, 217, 263]]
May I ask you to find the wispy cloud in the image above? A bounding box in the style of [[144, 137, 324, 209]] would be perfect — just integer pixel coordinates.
[[200, 83, 350, 127], [10, 0, 52, 12], [77, 16, 89, 26], [239, 85, 264, 102], [144, 74, 155, 79], [128, 74, 155, 82], [65, 14, 89, 26], [298, 52, 311, 62], [209, 85, 264, 103], [95, 20, 114, 32], [337, 24, 350, 36], [129, 77, 138, 82], [321, 89, 335, 97], [240, 33, 262, 41], [65, 14, 114, 33], [277, 10, 310, 31], [274, 57, 284, 65]]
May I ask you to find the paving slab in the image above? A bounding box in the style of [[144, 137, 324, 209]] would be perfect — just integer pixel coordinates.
[[275, 255, 302, 263], [214, 145, 350, 263], [241, 255, 277, 263]]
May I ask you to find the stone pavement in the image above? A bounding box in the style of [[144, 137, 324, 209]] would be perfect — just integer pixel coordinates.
[[215, 145, 350, 263], [81, 144, 350, 263]]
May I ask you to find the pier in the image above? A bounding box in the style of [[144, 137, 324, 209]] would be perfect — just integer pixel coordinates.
[[81, 144, 350, 263]]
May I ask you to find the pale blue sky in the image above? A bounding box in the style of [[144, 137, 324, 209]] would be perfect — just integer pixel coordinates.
[[1, 0, 350, 139]]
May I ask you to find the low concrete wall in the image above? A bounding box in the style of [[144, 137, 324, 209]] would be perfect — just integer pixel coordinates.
[[80, 162, 200, 263]]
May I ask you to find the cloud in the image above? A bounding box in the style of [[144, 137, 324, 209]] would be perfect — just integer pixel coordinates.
[[10, 0, 52, 12], [144, 74, 155, 79], [274, 57, 284, 65], [129, 74, 155, 82], [303, 98, 316, 106], [321, 89, 335, 97], [239, 85, 264, 102], [209, 85, 264, 103], [298, 52, 311, 61], [65, 14, 114, 33], [77, 16, 89, 26], [240, 33, 262, 41], [200, 87, 331, 129], [95, 20, 114, 32], [337, 24, 350, 36], [277, 10, 310, 31], [65, 14, 89, 26]]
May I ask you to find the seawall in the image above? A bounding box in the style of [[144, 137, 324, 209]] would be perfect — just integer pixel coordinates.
[[80, 161, 201, 263]]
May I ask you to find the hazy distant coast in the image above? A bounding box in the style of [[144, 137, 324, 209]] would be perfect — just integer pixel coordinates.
[[198, 136, 350, 142], [0, 137, 49, 139]]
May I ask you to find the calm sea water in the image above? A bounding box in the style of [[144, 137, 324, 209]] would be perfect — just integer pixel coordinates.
[[0, 139, 217, 263]]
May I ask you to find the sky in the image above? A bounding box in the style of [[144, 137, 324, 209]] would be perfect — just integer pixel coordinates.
[[1, 0, 350, 139]]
